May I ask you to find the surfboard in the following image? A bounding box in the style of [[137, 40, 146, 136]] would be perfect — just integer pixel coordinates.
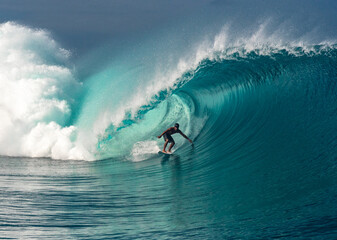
[[158, 151, 172, 155]]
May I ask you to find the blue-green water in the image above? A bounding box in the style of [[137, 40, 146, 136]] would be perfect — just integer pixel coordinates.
[[1, 22, 337, 239]]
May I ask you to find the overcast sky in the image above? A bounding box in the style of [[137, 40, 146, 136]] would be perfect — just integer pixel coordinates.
[[0, 0, 211, 53], [0, 0, 336, 57]]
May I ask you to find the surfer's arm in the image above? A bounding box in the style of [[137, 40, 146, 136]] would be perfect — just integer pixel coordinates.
[[179, 131, 193, 143], [157, 128, 171, 138]]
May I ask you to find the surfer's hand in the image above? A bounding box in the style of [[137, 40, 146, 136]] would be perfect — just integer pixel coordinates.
[[157, 135, 161, 139], [189, 139, 193, 143]]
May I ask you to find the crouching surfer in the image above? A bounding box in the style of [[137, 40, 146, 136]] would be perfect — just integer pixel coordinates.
[[157, 123, 193, 153]]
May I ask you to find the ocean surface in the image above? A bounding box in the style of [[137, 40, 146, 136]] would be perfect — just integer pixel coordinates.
[[0, 20, 337, 239]]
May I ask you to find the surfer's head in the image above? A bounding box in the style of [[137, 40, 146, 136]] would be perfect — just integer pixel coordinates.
[[174, 123, 179, 129]]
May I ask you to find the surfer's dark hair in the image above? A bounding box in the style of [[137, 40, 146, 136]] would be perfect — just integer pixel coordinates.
[[175, 123, 179, 129]]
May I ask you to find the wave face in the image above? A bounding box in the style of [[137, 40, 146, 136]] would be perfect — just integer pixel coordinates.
[[92, 45, 337, 164]]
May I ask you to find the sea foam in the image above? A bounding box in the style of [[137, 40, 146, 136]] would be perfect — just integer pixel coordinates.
[[0, 22, 91, 160]]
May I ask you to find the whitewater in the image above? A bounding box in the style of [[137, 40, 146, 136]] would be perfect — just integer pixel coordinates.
[[1, 19, 337, 239]]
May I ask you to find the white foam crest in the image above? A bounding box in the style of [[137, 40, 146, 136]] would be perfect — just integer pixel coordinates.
[[0, 22, 92, 160]]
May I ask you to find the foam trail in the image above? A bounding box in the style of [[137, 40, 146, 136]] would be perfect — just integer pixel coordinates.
[[130, 141, 160, 162]]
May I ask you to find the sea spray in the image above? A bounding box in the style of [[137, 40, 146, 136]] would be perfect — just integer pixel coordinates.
[[0, 22, 90, 159]]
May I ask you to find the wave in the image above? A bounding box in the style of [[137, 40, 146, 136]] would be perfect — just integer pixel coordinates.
[[0, 22, 336, 162], [95, 45, 337, 162]]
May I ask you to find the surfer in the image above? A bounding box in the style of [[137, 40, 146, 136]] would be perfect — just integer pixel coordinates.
[[157, 123, 193, 153]]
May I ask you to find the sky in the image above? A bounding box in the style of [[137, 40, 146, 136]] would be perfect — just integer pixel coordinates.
[[0, 0, 210, 55], [0, 0, 336, 57]]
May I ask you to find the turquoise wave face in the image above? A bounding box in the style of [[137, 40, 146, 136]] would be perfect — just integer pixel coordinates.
[[91, 46, 337, 163]]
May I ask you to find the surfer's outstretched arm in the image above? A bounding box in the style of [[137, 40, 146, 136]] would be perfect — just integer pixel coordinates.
[[179, 131, 193, 143]]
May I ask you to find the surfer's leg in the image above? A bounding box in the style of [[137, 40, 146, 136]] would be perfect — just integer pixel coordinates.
[[163, 139, 169, 152], [168, 141, 175, 153]]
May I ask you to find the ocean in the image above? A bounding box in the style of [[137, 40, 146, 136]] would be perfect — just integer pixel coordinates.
[[0, 18, 337, 239]]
